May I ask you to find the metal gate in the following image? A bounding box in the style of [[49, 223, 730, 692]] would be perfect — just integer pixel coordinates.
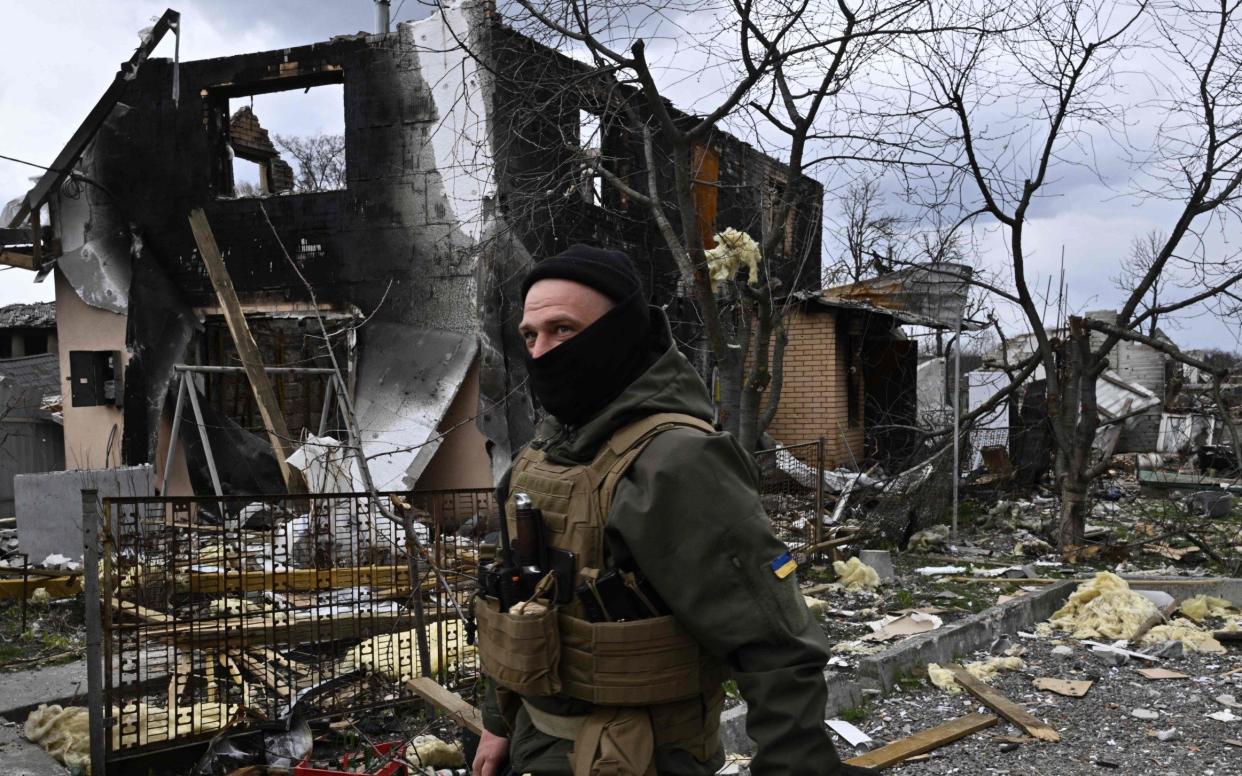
[[88, 488, 492, 767]]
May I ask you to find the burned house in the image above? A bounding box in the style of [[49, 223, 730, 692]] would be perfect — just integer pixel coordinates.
[[773, 264, 973, 470], [3, 4, 822, 499], [0, 301, 56, 359]]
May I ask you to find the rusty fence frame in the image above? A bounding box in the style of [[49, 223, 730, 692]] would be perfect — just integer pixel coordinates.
[[754, 438, 827, 563], [86, 487, 495, 771]]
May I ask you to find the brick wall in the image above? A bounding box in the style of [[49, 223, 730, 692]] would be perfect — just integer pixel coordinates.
[[230, 106, 279, 160], [765, 307, 865, 468]]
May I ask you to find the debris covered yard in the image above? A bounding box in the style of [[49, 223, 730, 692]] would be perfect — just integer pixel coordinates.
[[4, 0, 1242, 774]]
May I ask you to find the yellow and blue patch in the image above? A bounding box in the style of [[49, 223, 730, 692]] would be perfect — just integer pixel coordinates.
[[770, 551, 797, 579]]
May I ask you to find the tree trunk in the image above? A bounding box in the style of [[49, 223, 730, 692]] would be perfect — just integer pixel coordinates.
[[1057, 318, 1100, 549], [1057, 471, 1088, 548], [717, 349, 743, 437]]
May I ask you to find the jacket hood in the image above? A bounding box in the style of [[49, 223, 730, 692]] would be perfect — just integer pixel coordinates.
[[532, 307, 715, 463]]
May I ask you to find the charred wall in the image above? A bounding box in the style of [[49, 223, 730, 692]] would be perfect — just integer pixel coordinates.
[[487, 24, 823, 322]]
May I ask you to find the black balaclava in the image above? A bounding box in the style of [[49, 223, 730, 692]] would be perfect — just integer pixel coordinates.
[[521, 245, 653, 426]]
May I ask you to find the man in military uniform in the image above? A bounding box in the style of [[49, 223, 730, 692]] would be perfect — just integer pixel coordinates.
[[472, 245, 875, 776]]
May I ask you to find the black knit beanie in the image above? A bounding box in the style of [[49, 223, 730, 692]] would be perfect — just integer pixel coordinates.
[[521, 244, 642, 303], [521, 245, 657, 426]]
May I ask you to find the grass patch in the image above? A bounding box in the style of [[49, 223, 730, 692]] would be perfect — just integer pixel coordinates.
[[838, 704, 869, 723], [0, 597, 85, 670], [893, 670, 924, 692]]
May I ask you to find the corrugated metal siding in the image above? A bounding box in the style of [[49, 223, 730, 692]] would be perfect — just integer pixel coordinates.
[[0, 420, 64, 516]]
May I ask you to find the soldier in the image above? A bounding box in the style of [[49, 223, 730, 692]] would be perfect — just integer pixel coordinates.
[[473, 245, 874, 776]]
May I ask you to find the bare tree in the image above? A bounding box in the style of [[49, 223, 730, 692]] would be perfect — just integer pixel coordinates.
[[495, 0, 988, 450], [273, 133, 346, 192], [896, 0, 1242, 546], [1112, 229, 1176, 338], [829, 179, 905, 284]]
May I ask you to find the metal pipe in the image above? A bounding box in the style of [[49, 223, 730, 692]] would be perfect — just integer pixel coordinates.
[[82, 490, 107, 776], [374, 0, 391, 33], [952, 311, 962, 538], [161, 375, 186, 497], [173, 365, 336, 375], [183, 377, 225, 497]]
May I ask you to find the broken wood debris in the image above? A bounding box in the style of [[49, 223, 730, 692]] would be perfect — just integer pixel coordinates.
[[946, 664, 1061, 742], [1137, 665, 1192, 675], [844, 713, 999, 769], [406, 677, 485, 736]]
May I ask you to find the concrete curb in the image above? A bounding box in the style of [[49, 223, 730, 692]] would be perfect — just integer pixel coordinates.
[[855, 580, 1074, 693], [719, 580, 1076, 756]]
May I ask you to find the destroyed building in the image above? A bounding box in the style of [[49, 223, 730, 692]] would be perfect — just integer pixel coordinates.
[[972, 312, 1186, 462], [3, 3, 822, 499], [775, 264, 974, 470]]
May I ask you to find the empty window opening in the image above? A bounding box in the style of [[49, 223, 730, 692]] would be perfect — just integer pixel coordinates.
[[217, 81, 346, 198], [578, 109, 603, 205]]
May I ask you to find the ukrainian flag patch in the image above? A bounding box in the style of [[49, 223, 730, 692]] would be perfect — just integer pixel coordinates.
[[770, 551, 797, 579]]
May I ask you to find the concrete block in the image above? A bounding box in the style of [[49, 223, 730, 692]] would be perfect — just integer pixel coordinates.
[[14, 466, 152, 564], [0, 721, 72, 776], [0, 660, 86, 721], [855, 580, 1075, 692], [858, 550, 895, 582]]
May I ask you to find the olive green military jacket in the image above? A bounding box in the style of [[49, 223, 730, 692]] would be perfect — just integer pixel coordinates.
[[481, 312, 843, 775]]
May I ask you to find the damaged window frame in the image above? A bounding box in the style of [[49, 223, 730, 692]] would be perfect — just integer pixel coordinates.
[[203, 67, 346, 199]]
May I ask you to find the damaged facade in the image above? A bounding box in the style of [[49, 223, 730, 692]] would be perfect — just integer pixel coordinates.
[[4, 3, 822, 497], [771, 264, 973, 470]]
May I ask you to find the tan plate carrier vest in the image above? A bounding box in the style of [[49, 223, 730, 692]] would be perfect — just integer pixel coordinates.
[[474, 412, 728, 768]]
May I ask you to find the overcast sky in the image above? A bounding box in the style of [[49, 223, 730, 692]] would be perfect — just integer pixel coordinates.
[[2, 1, 1239, 353]]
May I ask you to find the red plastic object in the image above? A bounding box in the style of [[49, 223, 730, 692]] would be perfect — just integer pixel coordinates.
[[294, 740, 408, 776]]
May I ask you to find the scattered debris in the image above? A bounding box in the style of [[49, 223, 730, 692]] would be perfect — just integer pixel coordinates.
[[927, 657, 1025, 694], [1043, 572, 1160, 641], [1033, 677, 1093, 698], [826, 718, 874, 748], [908, 525, 951, 552], [915, 565, 966, 576], [1136, 667, 1189, 680], [833, 556, 882, 591], [864, 611, 943, 642]]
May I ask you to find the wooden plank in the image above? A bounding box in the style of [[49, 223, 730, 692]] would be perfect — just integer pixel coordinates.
[[188, 208, 302, 493], [111, 597, 176, 624], [0, 575, 82, 599], [187, 565, 416, 594], [406, 677, 485, 736], [947, 665, 1060, 742], [0, 249, 37, 270], [133, 610, 429, 648], [845, 713, 998, 769], [234, 651, 291, 700]]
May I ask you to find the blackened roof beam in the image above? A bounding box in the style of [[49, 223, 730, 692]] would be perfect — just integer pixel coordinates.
[[7, 9, 180, 232]]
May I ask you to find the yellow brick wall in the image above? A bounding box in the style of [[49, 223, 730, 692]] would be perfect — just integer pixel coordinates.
[[764, 307, 865, 468]]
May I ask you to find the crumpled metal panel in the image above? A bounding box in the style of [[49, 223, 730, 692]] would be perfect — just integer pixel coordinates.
[[353, 323, 478, 491], [55, 176, 133, 315], [1097, 369, 1161, 422], [812, 263, 975, 330]]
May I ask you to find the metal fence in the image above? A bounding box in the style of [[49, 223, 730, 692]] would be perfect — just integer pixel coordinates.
[[754, 439, 826, 563], [95, 488, 494, 766]]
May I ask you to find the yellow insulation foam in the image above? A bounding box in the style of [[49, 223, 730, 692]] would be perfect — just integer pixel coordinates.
[[833, 557, 881, 592], [1046, 572, 1159, 640], [927, 657, 1025, 694]]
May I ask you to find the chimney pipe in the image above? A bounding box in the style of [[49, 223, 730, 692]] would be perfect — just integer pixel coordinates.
[[375, 0, 391, 34]]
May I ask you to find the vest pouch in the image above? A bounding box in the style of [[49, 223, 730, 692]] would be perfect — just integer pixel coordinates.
[[559, 614, 704, 706], [475, 596, 562, 697]]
